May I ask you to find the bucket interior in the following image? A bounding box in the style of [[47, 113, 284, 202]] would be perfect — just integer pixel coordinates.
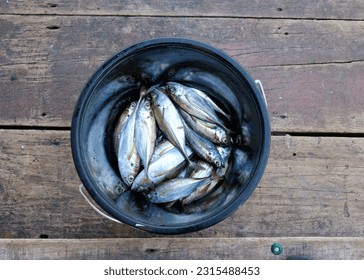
[[71, 39, 270, 234]]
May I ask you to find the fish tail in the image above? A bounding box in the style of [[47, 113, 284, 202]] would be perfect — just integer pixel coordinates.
[[145, 165, 151, 180]]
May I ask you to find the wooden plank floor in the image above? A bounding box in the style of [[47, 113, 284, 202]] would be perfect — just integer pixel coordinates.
[[0, 1, 363, 259]]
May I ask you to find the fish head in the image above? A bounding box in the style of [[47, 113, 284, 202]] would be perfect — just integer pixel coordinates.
[[221, 137, 229, 145], [221, 133, 232, 146], [214, 158, 223, 168], [147, 86, 167, 103], [215, 127, 230, 146], [148, 88, 157, 100], [139, 97, 152, 112], [125, 102, 137, 116], [139, 86, 148, 98], [146, 85, 160, 99], [113, 182, 126, 195], [144, 100, 151, 110], [213, 148, 225, 168], [123, 174, 135, 186], [146, 190, 158, 202], [165, 82, 181, 98]]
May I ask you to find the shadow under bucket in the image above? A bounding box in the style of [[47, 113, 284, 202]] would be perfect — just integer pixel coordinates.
[[71, 38, 270, 234]]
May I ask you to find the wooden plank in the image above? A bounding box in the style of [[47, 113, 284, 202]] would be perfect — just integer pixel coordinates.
[[1, 237, 363, 259], [1, 15, 363, 132], [0, 130, 363, 238], [250, 62, 364, 133], [1, 0, 363, 20]]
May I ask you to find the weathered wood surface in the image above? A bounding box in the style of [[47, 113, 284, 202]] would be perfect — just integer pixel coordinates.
[[1, 237, 363, 260], [1, 0, 363, 261], [0, 130, 363, 238], [1, 0, 364, 20], [1, 15, 363, 132]]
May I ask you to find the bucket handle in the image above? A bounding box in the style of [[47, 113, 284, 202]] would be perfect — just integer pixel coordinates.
[[79, 184, 122, 224], [255, 80, 268, 107]]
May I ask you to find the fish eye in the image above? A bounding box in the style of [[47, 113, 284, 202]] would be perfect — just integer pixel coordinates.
[[115, 186, 122, 194], [215, 160, 221, 167], [128, 175, 134, 183], [222, 138, 228, 144], [145, 101, 151, 109]]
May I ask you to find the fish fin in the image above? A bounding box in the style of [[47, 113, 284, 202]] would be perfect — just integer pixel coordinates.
[[192, 88, 232, 120], [185, 93, 209, 114], [166, 200, 177, 208], [185, 159, 205, 174], [210, 170, 224, 181]]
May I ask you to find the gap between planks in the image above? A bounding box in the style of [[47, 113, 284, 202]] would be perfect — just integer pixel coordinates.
[[1, 13, 364, 22], [1, 0, 364, 21], [0, 130, 363, 239], [1, 126, 364, 139], [1, 237, 364, 259]]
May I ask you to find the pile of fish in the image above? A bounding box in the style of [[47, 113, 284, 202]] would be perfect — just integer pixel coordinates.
[[114, 82, 235, 206]]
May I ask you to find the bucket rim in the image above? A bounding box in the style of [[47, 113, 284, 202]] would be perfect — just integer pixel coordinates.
[[71, 37, 271, 234]]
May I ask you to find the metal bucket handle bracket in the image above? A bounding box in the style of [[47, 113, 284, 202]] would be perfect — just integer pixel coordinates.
[[255, 80, 268, 108], [79, 184, 122, 224]]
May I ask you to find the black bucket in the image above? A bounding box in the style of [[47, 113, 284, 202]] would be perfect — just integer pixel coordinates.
[[71, 38, 270, 234]]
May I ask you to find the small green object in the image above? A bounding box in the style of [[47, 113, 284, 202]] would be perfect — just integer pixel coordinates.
[[271, 243, 283, 255]]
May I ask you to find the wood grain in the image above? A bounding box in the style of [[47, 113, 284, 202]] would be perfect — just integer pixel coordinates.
[[1, 0, 363, 20], [1, 15, 363, 132], [251, 62, 364, 134], [1, 237, 363, 259], [0, 130, 363, 238]]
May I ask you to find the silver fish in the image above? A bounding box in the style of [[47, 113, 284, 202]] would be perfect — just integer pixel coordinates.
[[217, 145, 232, 166], [190, 87, 231, 120], [165, 82, 226, 128], [179, 109, 230, 146], [150, 140, 174, 162], [183, 184, 225, 213], [216, 145, 232, 176], [117, 89, 147, 186], [113, 101, 137, 153], [134, 97, 157, 175], [183, 119, 223, 168], [190, 160, 213, 179], [131, 145, 193, 192], [181, 178, 220, 205], [149, 86, 194, 167], [176, 167, 190, 178], [87, 101, 127, 200], [147, 177, 207, 203]]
